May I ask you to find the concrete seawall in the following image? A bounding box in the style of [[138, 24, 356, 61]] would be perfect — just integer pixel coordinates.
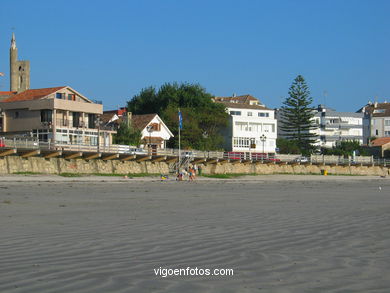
[[0, 155, 389, 176]]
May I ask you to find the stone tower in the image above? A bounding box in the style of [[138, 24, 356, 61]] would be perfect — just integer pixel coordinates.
[[10, 33, 30, 92]]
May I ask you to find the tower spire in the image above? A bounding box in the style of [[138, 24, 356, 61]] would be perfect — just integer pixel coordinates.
[[11, 32, 16, 49]]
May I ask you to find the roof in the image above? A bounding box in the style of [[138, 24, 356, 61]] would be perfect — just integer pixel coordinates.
[[214, 94, 261, 104], [132, 113, 158, 130], [0, 91, 16, 96], [0, 87, 66, 102], [314, 110, 363, 118], [215, 101, 271, 110], [361, 102, 390, 117], [371, 137, 390, 147]]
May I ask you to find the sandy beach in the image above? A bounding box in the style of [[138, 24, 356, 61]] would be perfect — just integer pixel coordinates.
[[1, 175, 390, 292]]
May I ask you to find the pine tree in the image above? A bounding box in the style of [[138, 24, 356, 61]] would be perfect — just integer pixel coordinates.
[[280, 75, 317, 153]]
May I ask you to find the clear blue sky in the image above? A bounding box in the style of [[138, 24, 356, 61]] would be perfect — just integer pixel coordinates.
[[0, 0, 389, 111]]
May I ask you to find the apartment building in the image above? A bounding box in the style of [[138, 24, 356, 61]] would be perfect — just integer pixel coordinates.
[[313, 105, 363, 148], [214, 95, 277, 153], [0, 86, 115, 147], [358, 102, 390, 144]]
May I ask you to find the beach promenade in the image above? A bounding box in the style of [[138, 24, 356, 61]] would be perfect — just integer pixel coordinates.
[[1, 175, 389, 292]]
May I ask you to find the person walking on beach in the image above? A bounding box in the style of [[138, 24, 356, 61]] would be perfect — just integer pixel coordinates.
[[193, 164, 198, 176]]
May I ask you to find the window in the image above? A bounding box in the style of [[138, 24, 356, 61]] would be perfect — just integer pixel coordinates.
[[88, 114, 96, 129], [150, 123, 161, 131], [233, 137, 255, 148], [40, 110, 53, 123], [373, 109, 385, 114], [376, 129, 379, 135], [385, 131, 390, 137], [247, 112, 252, 116], [14, 111, 19, 119], [230, 111, 241, 116], [73, 112, 80, 128], [258, 112, 269, 117], [56, 93, 64, 99], [385, 120, 390, 126], [68, 94, 75, 101]]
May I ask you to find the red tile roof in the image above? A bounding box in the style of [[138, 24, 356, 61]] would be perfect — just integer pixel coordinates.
[[0, 87, 66, 103], [0, 91, 16, 96], [371, 137, 390, 147], [215, 101, 270, 110]]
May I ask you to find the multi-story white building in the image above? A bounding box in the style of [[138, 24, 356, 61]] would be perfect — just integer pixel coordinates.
[[358, 102, 390, 144], [276, 105, 363, 149], [214, 95, 277, 154], [312, 105, 363, 148]]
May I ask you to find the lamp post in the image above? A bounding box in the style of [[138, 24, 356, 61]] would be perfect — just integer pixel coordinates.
[[260, 134, 267, 163], [146, 125, 153, 155], [95, 117, 102, 153]]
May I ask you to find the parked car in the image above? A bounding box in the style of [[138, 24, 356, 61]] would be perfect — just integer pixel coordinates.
[[128, 148, 147, 155], [294, 156, 309, 163]]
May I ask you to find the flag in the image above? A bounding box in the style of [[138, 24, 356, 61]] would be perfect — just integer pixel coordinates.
[[178, 110, 183, 130], [0, 72, 4, 76]]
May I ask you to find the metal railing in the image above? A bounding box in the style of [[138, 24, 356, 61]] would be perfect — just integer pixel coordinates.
[[1, 138, 390, 166]]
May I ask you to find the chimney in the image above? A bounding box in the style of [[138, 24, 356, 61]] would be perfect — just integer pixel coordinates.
[[374, 102, 378, 108], [126, 112, 132, 126], [232, 93, 237, 97]]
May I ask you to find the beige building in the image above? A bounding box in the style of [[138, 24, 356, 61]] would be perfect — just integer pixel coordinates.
[[0, 86, 115, 148]]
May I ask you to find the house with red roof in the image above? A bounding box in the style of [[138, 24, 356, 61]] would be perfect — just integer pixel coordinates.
[[102, 109, 173, 151], [368, 137, 390, 157], [0, 86, 116, 148]]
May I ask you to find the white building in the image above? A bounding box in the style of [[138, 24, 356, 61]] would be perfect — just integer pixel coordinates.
[[277, 105, 363, 149], [102, 111, 173, 151], [214, 95, 277, 154], [312, 105, 363, 148]]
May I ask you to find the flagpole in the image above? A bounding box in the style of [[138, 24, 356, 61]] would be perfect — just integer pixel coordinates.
[[178, 108, 181, 174]]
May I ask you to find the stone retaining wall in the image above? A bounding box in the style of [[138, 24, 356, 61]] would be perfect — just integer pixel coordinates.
[[0, 156, 388, 176]]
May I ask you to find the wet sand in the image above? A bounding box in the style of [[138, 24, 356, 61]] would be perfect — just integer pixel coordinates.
[[1, 175, 390, 292]]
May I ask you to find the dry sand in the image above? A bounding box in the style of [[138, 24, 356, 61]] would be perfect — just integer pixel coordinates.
[[0, 175, 390, 292]]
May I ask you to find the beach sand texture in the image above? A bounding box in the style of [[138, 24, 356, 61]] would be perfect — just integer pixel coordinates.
[[1, 176, 390, 292]]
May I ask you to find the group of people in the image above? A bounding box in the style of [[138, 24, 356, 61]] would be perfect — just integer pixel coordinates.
[[177, 164, 201, 182]]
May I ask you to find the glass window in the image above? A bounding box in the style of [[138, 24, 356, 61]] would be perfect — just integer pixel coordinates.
[[385, 120, 390, 126], [72, 112, 80, 128], [40, 110, 53, 123], [230, 111, 241, 116], [247, 112, 252, 116]]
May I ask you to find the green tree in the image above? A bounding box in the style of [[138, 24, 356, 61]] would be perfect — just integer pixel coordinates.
[[322, 140, 369, 157], [280, 75, 317, 154], [276, 138, 301, 154], [113, 122, 142, 146], [127, 82, 228, 150]]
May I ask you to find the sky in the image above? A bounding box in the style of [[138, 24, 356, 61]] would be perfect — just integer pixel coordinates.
[[0, 0, 389, 111]]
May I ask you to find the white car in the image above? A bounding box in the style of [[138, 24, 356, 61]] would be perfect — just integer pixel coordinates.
[[294, 156, 309, 163]]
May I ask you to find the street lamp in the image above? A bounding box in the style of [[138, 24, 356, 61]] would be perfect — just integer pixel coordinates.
[[260, 134, 267, 162], [95, 117, 102, 153]]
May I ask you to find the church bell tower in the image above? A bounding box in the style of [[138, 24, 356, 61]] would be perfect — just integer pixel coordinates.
[[10, 33, 30, 92]]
